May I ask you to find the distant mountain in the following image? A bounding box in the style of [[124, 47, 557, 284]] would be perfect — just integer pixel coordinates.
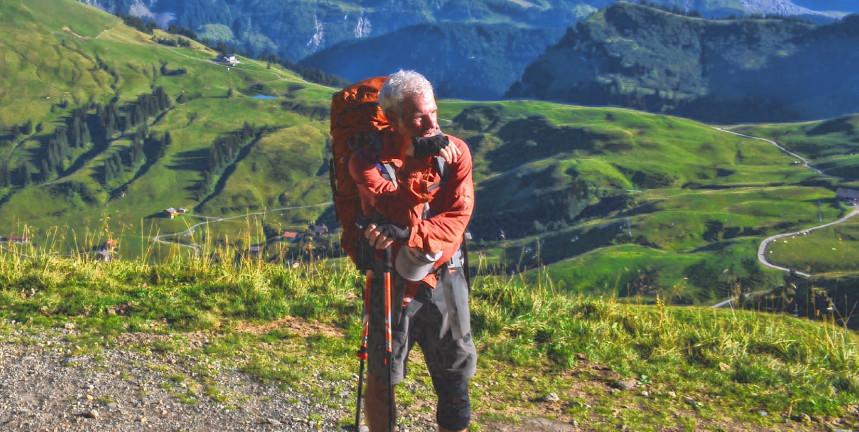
[[74, 0, 858, 104], [301, 23, 565, 100], [77, 0, 596, 62], [77, 0, 849, 65], [508, 1, 859, 122]]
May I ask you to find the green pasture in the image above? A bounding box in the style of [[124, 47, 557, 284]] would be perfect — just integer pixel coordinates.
[[730, 115, 859, 180], [767, 216, 859, 275]]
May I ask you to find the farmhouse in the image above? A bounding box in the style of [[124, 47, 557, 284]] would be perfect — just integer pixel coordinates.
[[223, 54, 239, 66], [836, 188, 859, 204], [311, 224, 328, 236], [164, 207, 189, 218]]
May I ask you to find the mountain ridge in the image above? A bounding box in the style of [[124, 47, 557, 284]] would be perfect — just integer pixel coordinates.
[[300, 22, 565, 100], [508, 1, 859, 122]]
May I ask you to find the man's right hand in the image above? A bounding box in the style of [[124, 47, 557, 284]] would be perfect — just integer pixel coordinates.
[[365, 223, 410, 249], [412, 135, 450, 159]]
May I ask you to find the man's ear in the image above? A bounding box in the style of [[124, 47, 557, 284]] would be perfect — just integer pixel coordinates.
[[382, 108, 398, 124]]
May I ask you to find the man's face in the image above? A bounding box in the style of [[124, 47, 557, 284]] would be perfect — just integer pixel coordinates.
[[393, 93, 439, 139]]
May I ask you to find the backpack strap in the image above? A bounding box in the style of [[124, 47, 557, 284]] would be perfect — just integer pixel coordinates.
[[427, 157, 449, 192], [348, 136, 398, 187]]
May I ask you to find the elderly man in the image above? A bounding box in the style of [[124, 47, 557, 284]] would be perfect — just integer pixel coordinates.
[[349, 70, 476, 432]]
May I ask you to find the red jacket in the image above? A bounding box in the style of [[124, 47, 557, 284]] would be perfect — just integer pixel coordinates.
[[349, 131, 474, 287]]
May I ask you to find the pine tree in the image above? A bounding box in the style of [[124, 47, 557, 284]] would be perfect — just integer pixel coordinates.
[[40, 159, 52, 182], [16, 163, 31, 186], [154, 86, 171, 110], [130, 138, 145, 167]]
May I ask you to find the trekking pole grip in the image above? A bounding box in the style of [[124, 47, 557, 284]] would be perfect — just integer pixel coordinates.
[[383, 246, 392, 272]]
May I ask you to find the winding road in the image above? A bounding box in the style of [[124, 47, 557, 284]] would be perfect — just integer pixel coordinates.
[[715, 127, 857, 276], [710, 127, 858, 307], [756, 208, 859, 278]]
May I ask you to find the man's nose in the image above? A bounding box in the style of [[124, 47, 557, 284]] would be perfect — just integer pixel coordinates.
[[422, 116, 437, 130]]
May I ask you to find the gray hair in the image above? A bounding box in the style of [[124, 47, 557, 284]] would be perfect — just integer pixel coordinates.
[[379, 70, 435, 119]]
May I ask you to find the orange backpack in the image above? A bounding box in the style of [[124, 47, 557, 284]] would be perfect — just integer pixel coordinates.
[[329, 76, 390, 267]]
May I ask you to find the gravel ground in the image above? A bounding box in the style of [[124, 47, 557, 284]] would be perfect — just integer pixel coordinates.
[[0, 327, 442, 432]]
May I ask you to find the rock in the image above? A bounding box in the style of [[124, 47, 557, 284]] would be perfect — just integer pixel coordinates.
[[615, 379, 637, 390], [541, 392, 560, 403], [263, 417, 282, 426], [83, 409, 99, 419]]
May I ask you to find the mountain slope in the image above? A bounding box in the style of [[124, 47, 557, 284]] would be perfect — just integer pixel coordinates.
[[0, 0, 334, 255], [508, 1, 859, 122], [301, 22, 565, 100]]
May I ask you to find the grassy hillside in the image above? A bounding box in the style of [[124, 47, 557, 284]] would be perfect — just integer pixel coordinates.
[[0, 250, 857, 430], [0, 0, 333, 258], [439, 101, 853, 304], [731, 114, 859, 179], [727, 114, 859, 275]]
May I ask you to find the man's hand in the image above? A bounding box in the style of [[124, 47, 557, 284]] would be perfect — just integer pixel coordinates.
[[412, 135, 449, 158], [365, 223, 410, 249], [412, 134, 461, 163]]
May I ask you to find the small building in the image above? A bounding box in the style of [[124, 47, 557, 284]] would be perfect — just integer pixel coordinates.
[[282, 231, 299, 241], [311, 224, 328, 236], [164, 207, 189, 218], [7, 235, 29, 243], [836, 188, 859, 204], [223, 54, 239, 66]]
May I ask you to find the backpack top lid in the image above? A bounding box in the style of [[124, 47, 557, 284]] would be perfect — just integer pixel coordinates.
[[330, 76, 390, 141]]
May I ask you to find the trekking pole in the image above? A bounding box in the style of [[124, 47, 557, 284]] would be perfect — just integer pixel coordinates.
[[354, 268, 373, 431], [383, 246, 396, 431]]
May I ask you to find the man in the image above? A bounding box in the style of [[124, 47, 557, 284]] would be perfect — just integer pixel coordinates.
[[349, 70, 476, 432]]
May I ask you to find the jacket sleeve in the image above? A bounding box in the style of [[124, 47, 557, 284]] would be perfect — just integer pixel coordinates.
[[348, 151, 418, 227], [408, 135, 474, 256]]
